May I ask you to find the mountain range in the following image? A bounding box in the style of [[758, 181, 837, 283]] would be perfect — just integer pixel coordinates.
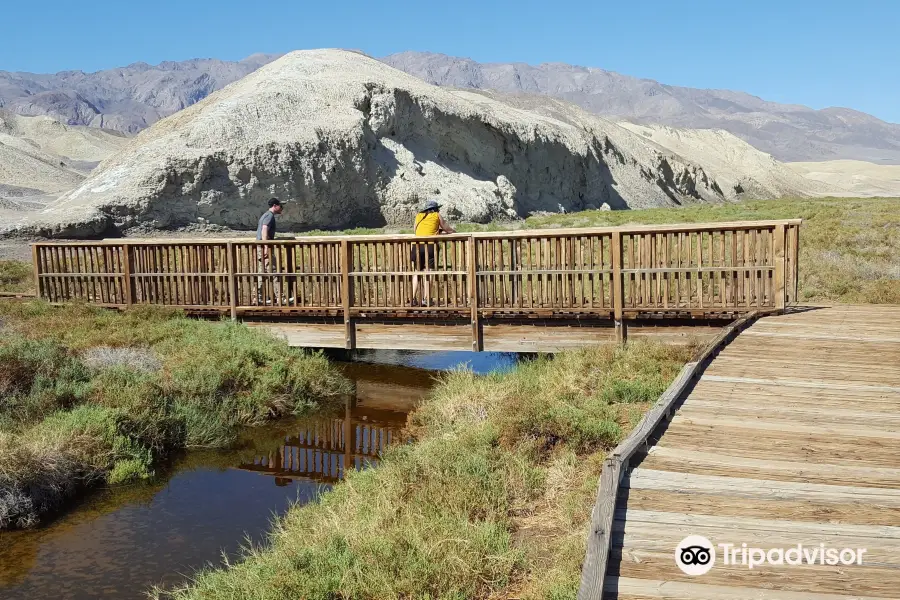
[[1, 51, 899, 164]]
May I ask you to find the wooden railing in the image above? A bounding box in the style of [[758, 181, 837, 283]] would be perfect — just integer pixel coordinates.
[[32, 220, 801, 331]]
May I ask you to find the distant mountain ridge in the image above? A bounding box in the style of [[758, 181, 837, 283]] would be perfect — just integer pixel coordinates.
[[381, 52, 900, 164], [1, 50, 899, 163], [0, 54, 277, 133]]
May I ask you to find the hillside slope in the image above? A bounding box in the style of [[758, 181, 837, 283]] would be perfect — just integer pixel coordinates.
[[787, 160, 900, 197], [0, 111, 128, 219], [7, 50, 784, 238]]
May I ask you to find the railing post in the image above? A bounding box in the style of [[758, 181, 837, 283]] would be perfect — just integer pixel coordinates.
[[774, 224, 786, 311], [226, 242, 238, 321], [122, 244, 134, 307], [468, 236, 481, 351], [611, 230, 626, 344], [31, 244, 42, 299], [792, 224, 800, 304], [341, 240, 354, 349]]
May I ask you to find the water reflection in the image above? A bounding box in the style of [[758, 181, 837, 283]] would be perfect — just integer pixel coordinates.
[[236, 402, 407, 486], [325, 349, 522, 374]]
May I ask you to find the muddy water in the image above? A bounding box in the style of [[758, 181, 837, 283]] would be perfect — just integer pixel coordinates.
[[0, 351, 515, 600]]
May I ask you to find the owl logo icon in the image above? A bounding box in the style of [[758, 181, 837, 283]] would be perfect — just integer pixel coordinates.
[[675, 535, 716, 575]]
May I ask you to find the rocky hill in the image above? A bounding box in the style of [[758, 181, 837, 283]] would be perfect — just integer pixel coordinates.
[[3, 52, 899, 164], [7, 50, 835, 238]]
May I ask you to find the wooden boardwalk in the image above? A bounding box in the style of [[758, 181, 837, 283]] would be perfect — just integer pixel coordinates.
[[596, 305, 900, 599]]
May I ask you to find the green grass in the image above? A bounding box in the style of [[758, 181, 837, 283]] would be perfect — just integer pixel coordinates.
[[159, 341, 694, 600], [0, 302, 351, 529], [0, 260, 33, 294]]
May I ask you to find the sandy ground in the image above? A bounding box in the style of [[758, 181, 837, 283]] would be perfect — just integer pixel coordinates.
[[787, 160, 900, 197]]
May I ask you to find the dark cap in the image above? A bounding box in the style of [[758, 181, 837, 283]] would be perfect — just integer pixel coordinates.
[[422, 199, 441, 211], [268, 197, 282, 207]]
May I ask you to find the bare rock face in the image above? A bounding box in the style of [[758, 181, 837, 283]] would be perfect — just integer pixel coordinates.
[[17, 50, 740, 238]]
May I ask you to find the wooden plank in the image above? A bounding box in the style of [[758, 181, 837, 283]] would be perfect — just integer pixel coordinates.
[[578, 457, 621, 600], [671, 414, 900, 441], [605, 577, 890, 600], [640, 446, 900, 488], [611, 550, 900, 597], [616, 510, 900, 554], [353, 322, 472, 351], [626, 468, 900, 506], [620, 487, 900, 527], [678, 399, 900, 428], [657, 422, 900, 468], [702, 374, 900, 393], [482, 323, 616, 352], [246, 322, 346, 348]]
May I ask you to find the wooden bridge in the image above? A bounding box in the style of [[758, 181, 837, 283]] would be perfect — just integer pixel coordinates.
[[579, 304, 900, 600], [31, 219, 800, 352]]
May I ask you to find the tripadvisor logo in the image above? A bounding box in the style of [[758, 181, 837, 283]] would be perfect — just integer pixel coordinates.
[[675, 536, 867, 575], [675, 535, 715, 576]]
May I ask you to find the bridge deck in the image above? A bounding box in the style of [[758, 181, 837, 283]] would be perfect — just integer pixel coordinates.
[[607, 305, 900, 599]]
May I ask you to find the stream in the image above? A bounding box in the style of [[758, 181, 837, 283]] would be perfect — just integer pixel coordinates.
[[0, 351, 517, 600]]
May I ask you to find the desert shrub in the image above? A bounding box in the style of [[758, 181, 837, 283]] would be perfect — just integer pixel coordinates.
[[81, 346, 163, 373], [0, 404, 155, 528], [0, 260, 32, 294], [0, 337, 92, 426]]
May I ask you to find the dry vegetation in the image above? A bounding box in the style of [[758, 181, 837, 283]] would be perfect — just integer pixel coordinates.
[[0, 302, 351, 529], [0, 260, 33, 295], [159, 342, 694, 600]]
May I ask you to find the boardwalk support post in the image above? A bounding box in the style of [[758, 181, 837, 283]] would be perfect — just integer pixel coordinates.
[[468, 236, 481, 351], [341, 240, 354, 350], [774, 223, 786, 312], [226, 242, 238, 321], [611, 230, 626, 344], [122, 243, 134, 307], [31, 245, 41, 299]]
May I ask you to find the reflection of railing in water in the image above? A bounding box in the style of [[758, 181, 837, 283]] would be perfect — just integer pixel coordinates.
[[236, 411, 405, 485]]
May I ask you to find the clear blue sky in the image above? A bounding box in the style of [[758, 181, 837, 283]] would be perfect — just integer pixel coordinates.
[[3, 0, 898, 123]]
